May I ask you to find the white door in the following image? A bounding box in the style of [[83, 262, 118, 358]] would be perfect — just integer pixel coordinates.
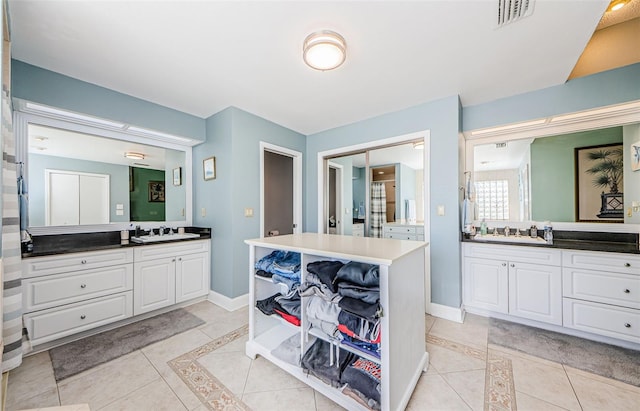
[[133, 257, 176, 315], [48, 172, 80, 226], [79, 174, 110, 224], [464, 257, 508, 313], [509, 262, 562, 325], [176, 252, 210, 303]]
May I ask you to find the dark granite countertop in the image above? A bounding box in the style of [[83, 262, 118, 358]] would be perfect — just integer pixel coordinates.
[[22, 227, 212, 258], [462, 230, 640, 254]]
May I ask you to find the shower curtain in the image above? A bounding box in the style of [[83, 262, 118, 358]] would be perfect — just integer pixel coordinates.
[[370, 182, 386, 238], [1, 30, 24, 373]]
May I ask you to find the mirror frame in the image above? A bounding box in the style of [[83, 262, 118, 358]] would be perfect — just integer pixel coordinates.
[[464, 100, 640, 233], [14, 109, 194, 235]]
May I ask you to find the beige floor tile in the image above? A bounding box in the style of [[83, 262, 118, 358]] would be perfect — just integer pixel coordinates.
[[213, 333, 248, 354], [98, 378, 188, 411], [243, 356, 307, 394], [314, 390, 346, 411], [196, 350, 252, 395], [6, 387, 59, 411], [488, 344, 564, 369], [515, 391, 569, 411], [6, 352, 57, 410], [155, 368, 203, 411], [198, 306, 249, 340], [564, 365, 640, 395], [57, 351, 159, 410], [242, 387, 316, 411], [184, 300, 230, 324], [406, 374, 471, 411], [428, 314, 488, 350], [568, 370, 640, 411], [425, 314, 436, 333], [441, 369, 485, 411], [17, 405, 89, 411], [508, 353, 581, 410], [426, 344, 486, 374]]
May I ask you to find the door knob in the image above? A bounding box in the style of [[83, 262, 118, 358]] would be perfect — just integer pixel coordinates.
[[624, 263, 631, 267], [624, 323, 631, 328], [510, 263, 515, 268], [81, 259, 87, 264], [624, 289, 630, 294], [80, 315, 86, 320], [80, 284, 87, 289]]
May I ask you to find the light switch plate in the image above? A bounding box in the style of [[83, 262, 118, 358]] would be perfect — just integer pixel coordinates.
[[437, 205, 445, 216], [245, 208, 254, 217]]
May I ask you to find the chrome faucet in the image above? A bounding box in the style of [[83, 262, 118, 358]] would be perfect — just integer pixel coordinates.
[[504, 226, 510, 237], [159, 225, 166, 236]]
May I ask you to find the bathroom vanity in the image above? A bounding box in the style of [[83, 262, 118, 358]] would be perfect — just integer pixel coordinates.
[[462, 232, 640, 348], [21, 228, 211, 348]]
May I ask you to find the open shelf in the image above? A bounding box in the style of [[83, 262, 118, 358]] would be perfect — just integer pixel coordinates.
[[308, 327, 381, 364]]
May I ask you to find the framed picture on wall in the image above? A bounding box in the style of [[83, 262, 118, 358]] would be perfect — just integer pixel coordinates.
[[203, 156, 216, 180], [173, 167, 182, 186], [632, 141, 640, 172], [575, 143, 623, 222], [148, 181, 165, 202]]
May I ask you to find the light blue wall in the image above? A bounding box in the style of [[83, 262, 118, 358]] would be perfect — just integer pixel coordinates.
[[193, 107, 305, 298], [11, 60, 206, 142], [306, 95, 462, 308], [398, 163, 417, 221], [463, 63, 640, 131], [28, 153, 130, 226]]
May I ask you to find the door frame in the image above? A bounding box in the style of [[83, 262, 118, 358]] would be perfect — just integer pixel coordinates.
[[327, 161, 343, 235], [260, 142, 303, 237]]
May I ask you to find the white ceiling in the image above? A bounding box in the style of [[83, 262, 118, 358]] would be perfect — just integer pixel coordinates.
[[473, 138, 533, 171], [8, 1, 611, 136]]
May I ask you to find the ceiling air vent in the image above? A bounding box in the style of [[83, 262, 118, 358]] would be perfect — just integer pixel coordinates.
[[495, 142, 507, 148], [497, 0, 535, 27]]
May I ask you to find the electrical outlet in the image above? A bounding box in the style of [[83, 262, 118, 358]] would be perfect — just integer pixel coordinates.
[[245, 208, 254, 217]]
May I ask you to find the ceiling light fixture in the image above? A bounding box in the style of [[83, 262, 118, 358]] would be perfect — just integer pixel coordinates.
[[303, 30, 347, 71], [608, 0, 630, 12], [124, 152, 145, 160]]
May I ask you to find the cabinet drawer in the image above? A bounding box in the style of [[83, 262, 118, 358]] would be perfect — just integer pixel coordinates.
[[24, 248, 134, 278], [134, 239, 209, 261], [463, 243, 561, 266], [562, 250, 640, 275], [384, 233, 419, 241], [562, 268, 639, 309], [563, 299, 639, 343], [24, 292, 133, 345], [384, 225, 416, 234], [23, 264, 133, 312]]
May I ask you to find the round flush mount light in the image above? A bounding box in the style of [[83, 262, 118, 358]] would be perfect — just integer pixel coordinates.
[[124, 152, 145, 160], [608, 0, 630, 11], [303, 30, 346, 71]]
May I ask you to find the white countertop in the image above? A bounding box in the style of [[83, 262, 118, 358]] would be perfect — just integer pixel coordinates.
[[245, 232, 428, 265]]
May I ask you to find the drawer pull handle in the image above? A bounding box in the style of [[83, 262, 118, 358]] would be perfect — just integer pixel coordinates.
[[624, 323, 631, 328], [501, 263, 506, 267], [510, 263, 515, 268], [81, 260, 87, 264], [624, 263, 631, 267], [624, 289, 630, 294], [80, 284, 87, 289], [178, 257, 182, 261], [80, 315, 86, 320]]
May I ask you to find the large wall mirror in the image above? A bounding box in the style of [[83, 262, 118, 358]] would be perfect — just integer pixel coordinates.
[[465, 101, 640, 229], [15, 107, 193, 234]]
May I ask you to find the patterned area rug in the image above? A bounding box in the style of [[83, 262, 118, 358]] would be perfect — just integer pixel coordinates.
[[50, 308, 205, 381], [488, 317, 640, 387], [169, 324, 250, 410]]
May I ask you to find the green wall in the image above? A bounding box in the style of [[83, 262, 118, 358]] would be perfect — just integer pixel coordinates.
[[129, 167, 166, 222], [530, 127, 623, 221]]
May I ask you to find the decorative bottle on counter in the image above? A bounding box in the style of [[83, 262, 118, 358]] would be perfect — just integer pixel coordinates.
[[480, 219, 487, 236]]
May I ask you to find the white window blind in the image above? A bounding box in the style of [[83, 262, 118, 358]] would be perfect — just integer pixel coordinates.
[[475, 180, 509, 220]]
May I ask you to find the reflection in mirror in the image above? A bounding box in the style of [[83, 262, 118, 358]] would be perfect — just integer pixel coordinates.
[[27, 124, 186, 227], [325, 141, 424, 237], [472, 124, 640, 224]]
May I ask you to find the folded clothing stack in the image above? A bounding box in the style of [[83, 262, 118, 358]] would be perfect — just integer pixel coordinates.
[[255, 250, 301, 283]]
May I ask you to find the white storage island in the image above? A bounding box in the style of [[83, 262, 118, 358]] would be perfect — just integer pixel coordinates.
[[245, 233, 429, 411]]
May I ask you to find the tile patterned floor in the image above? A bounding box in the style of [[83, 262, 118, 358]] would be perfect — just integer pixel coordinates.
[[6, 301, 640, 411]]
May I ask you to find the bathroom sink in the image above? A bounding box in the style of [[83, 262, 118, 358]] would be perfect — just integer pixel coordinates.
[[471, 234, 547, 244], [131, 233, 200, 243]]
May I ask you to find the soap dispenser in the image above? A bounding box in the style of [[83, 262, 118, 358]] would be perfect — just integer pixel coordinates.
[[530, 225, 537, 238], [480, 219, 487, 236]]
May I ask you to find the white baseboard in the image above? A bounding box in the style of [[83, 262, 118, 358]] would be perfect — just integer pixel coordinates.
[[429, 303, 465, 323], [208, 290, 249, 312]]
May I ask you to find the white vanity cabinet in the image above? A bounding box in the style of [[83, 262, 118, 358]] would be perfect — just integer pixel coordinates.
[[22, 248, 134, 345], [133, 239, 210, 315], [245, 233, 428, 411], [463, 243, 563, 325], [562, 250, 640, 343]]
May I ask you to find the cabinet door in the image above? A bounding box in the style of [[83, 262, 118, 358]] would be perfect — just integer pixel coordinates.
[[464, 257, 508, 313], [133, 257, 176, 315], [509, 262, 562, 325], [176, 252, 210, 303]]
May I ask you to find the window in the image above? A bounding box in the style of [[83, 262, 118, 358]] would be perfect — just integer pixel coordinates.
[[475, 180, 509, 220]]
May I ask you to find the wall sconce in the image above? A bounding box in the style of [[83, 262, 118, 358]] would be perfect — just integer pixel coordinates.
[[303, 30, 347, 71]]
